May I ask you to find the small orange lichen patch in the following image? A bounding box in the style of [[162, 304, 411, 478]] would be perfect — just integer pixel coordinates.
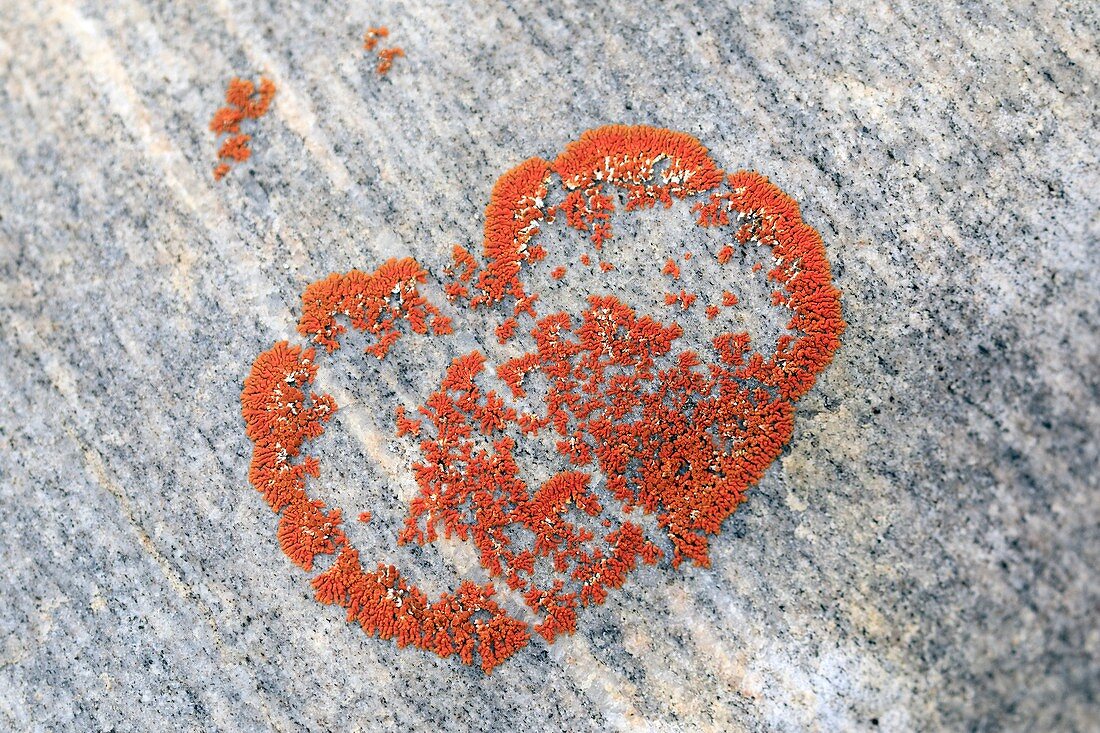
[[359, 511, 373, 523], [495, 317, 518, 344], [363, 26, 388, 50], [550, 265, 567, 280], [365, 26, 404, 76], [310, 548, 529, 673], [218, 134, 252, 162], [297, 257, 452, 356], [376, 47, 405, 75], [444, 246, 475, 300], [662, 258, 681, 279], [210, 107, 244, 136], [664, 290, 696, 310], [395, 405, 422, 437], [210, 77, 275, 181], [241, 124, 844, 674], [448, 245, 477, 282]]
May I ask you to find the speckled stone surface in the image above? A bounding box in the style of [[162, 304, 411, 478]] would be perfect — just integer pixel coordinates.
[[1, 1, 1097, 731]]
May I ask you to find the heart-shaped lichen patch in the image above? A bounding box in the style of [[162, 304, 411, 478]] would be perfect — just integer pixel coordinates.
[[241, 125, 845, 673]]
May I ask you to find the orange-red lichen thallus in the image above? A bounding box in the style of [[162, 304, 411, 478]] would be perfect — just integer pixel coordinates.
[[365, 26, 404, 75], [210, 77, 275, 180], [241, 124, 844, 672]]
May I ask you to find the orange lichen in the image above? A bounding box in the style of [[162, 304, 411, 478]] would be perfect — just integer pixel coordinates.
[[310, 548, 528, 673], [377, 47, 404, 76], [241, 124, 844, 674], [364, 26, 404, 75], [209, 77, 275, 180], [418, 124, 845, 573], [448, 245, 477, 282], [297, 258, 452, 355], [244, 79, 276, 118], [243, 266, 529, 674], [218, 134, 252, 163], [664, 290, 696, 309], [241, 341, 337, 542], [363, 26, 389, 51], [395, 406, 422, 437], [662, 258, 681, 279], [359, 511, 373, 523], [468, 125, 724, 313], [209, 107, 245, 136], [223, 78, 276, 117], [550, 265, 567, 280], [495, 317, 518, 344]]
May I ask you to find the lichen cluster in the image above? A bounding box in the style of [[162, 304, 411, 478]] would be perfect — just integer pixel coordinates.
[[241, 125, 845, 672]]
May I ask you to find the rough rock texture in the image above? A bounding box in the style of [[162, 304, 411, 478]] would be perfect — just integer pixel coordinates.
[[1, 1, 1097, 731]]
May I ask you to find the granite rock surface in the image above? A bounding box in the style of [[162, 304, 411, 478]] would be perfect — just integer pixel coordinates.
[[1, 1, 1097, 731]]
